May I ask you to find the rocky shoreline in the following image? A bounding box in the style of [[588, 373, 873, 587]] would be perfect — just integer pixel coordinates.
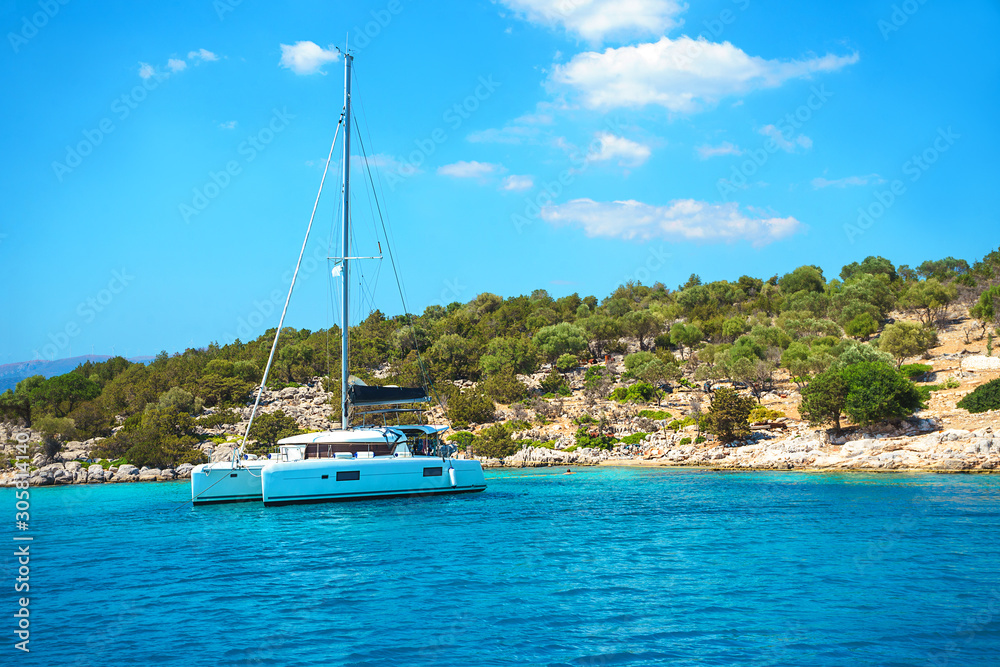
[[6, 422, 997, 489]]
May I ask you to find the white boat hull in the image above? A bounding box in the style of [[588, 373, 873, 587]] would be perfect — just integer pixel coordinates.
[[190, 461, 266, 505], [261, 456, 486, 507]]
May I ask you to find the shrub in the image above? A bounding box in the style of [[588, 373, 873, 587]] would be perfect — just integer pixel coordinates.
[[679, 437, 692, 446], [479, 371, 530, 405], [638, 409, 672, 420], [899, 363, 933, 380], [196, 409, 240, 428], [610, 381, 659, 404], [957, 378, 1000, 414], [747, 406, 785, 423], [574, 413, 597, 425], [472, 423, 519, 459], [705, 387, 756, 444], [447, 390, 496, 428], [33, 415, 76, 440], [157, 386, 204, 415], [695, 436, 706, 444], [506, 419, 531, 431], [539, 370, 570, 396], [446, 431, 475, 449], [667, 416, 697, 431], [619, 432, 648, 445], [841, 362, 922, 427], [574, 426, 616, 450], [247, 410, 300, 447], [555, 354, 579, 372], [42, 434, 62, 460]]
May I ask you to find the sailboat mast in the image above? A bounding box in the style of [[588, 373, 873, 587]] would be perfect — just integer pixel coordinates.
[[341, 52, 353, 431]]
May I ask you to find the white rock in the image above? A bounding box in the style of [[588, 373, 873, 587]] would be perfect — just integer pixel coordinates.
[[961, 355, 1000, 372]]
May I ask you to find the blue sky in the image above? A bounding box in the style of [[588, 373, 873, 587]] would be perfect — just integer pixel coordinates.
[[1, 0, 998, 364]]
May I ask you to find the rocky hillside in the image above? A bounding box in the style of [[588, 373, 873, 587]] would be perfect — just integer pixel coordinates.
[[3, 313, 999, 487]]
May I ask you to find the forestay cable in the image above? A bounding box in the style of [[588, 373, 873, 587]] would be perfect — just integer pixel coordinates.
[[237, 113, 344, 463]]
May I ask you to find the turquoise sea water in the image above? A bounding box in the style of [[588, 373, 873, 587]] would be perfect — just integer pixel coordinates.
[[3, 467, 1000, 666]]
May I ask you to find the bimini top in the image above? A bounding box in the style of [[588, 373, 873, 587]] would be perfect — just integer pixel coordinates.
[[277, 427, 406, 446], [392, 424, 450, 436], [347, 380, 431, 407]]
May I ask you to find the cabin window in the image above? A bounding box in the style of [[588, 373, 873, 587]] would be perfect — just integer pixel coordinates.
[[423, 467, 443, 477], [336, 471, 360, 481]]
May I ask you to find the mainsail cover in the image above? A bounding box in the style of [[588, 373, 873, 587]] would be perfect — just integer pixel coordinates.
[[348, 384, 430, 406]]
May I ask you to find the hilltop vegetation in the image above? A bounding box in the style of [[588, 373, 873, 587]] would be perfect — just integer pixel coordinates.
[[3, 248, 1000, 467]]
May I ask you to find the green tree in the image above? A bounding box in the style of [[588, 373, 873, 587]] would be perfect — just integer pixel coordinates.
[[877, 322, 938, 367], [841, 362, 922, 427], [845, 313, 879, 340], [157, 386, 204, 415], [799, 362, 920, 431], [479, 337, 539, 376], [247, 410, 301, 447], [799, 368, 849, 431], [479, 370, 530, 404], [29, 373, 101, 418], [970, 284, 1000, 338], [669, 322, 704, 359], [446, 389, 496, 428], [840, 255, 898, 282], [472, 423, 519, 459], [533, 322, 588, 362], [705, 388, 756, 444], [579, 315, 621, 359], [779, 265, 826, 294], [899, 278, 957, 328], [427, 333, 478, 380], [621, 309, 662, 351]]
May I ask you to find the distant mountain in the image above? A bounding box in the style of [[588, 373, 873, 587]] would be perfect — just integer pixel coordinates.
[[0, 355, 154, 392]]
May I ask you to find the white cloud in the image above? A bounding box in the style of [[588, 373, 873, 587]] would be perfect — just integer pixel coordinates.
[[350, 153, 423, 176], [501, 174, 534, 191], [279, 41, 339, 75], [695, 141, 742, 159], [138, 62, 156, 79], [497, 0, 685, 43], [542, 198, 802, 246], [551, 36, 858, 112], [759, 124, 812, 152], [586, 131, 651, 167], [188, 48, 219, 62], [219, 120, 237, 130], [812, 173, 885, 189], [167, 58, 187, 73], [437, 161, 505, 179], [468, 110, 553, 145]]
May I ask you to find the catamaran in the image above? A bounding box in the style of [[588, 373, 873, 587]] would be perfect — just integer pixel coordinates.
[[191, 50, 486, 506]]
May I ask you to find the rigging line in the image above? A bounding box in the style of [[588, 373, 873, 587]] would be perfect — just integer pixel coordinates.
[[238, 111, 344, 462], [353, 114, 442, 412]]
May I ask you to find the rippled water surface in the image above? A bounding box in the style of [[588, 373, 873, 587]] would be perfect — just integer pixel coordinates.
[[4, 467, 1000, 666]]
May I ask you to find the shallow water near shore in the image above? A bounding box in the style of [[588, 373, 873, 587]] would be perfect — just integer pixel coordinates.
[[4, 467, 1000, 666]]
